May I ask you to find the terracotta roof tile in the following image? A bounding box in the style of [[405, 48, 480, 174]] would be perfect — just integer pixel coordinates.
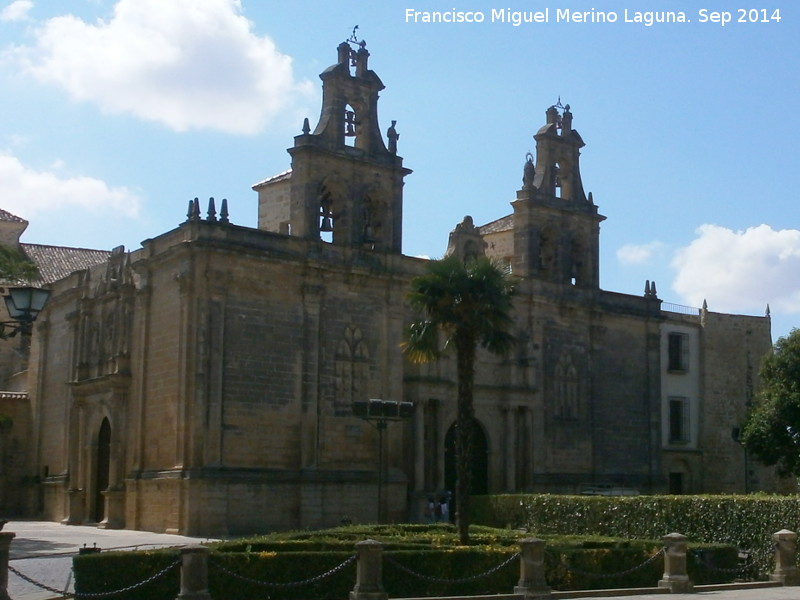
[[0, 209, 27, 224], [20, 244, 111, 285]]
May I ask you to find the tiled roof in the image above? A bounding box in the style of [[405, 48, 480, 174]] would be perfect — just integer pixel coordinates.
[[477, 214, 514, 235], [0, 209, 26, 224], [20, 244, 111, 285]]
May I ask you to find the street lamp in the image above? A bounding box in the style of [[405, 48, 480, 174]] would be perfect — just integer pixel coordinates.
[[352, 398, 413, 523], [1, 286, 51, 338]]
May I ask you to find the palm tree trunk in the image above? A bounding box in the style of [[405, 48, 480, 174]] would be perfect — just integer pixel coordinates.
[[455, 332, 476, 545]]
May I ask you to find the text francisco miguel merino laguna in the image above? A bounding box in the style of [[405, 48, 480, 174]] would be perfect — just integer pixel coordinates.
[[404, 8, 773, 27]]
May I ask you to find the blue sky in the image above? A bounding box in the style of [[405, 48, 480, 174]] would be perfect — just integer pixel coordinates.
[[0, 0, 798, 340]]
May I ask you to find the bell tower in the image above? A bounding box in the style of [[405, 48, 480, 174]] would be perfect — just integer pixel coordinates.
[[512, 101, 605, 287], [254, 33, 411, 253]]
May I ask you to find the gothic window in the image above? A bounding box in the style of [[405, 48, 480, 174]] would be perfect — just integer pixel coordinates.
[[668, 332, 689, 372], [554, 354, 579, 419], [335, 325, 371, 412]]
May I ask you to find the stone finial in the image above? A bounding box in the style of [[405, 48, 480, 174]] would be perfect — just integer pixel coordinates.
[[644, 280, 651, 296], [220, 199, 230, 224], [651, 281, 657, 297], [766, 304, 771, 317], [187, 198, 201, 222], [207, 197, 217, 222], [302, 117, 311, 134]]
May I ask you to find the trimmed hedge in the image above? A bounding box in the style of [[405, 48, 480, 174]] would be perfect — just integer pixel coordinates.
[[73, 524, 738, 599], [472, 494, 800, 576]]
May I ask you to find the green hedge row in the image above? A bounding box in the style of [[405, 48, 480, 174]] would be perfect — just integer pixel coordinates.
[[73, 524, 738, 600], [472, 494, 800, 576]]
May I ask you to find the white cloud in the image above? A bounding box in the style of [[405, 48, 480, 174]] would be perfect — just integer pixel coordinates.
[[13, 0, 314, 133], [671, 224, 800, 315], [617, 241, 664, 265], [0, 153, 142, 218], [0, 0, 33, 22]]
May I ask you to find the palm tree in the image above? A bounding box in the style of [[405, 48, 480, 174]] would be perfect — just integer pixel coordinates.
[[403, 255, 516, 544]]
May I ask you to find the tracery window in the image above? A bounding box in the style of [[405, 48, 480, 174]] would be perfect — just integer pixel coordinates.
[[335, 325, 370, 412], [554, 353, 579, 419]]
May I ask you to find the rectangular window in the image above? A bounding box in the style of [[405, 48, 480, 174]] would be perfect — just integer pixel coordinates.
[[669, 397, 689, 443], [668, 332, 690, 372]]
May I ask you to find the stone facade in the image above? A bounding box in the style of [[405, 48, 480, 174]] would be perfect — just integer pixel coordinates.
[[1, 39, 789, 535]]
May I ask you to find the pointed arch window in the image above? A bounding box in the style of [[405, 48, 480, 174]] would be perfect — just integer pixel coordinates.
[[555, 354, 579, 419], [335, 325, 371, 412]]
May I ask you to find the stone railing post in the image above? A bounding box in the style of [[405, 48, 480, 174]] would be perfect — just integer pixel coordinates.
[[658, 532, 693, 593], [176, 545, 212, 600], [0, 532, 15, 600], [771, 529, 800, 585], [350, 539, 387, 600], [514, 537, 551, 598]]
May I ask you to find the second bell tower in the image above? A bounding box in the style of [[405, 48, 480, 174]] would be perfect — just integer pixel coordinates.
[[255, 35, 411, 253], [512, 101, 605, 287]]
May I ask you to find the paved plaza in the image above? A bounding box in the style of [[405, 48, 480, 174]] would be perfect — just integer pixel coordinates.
[[4, 520, 800, 600], [6, 520, 214, 599]]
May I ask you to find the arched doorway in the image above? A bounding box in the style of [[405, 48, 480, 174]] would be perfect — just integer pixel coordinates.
[[94, 418, 111, 523], [444, 419, 489, 517]]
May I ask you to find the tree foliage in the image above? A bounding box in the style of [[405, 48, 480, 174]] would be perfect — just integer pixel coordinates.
[[741, 328, 800, 476], [0, 243, 39, 284], [403, 255, 516, 544]]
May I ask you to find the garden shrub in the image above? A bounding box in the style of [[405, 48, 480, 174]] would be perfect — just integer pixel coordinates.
[[472, 493, 800, 577]]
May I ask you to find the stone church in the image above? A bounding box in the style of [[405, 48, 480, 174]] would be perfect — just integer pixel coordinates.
[[0, 38, 785, 536]]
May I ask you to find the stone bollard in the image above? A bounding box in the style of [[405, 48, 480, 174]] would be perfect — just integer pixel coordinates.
[[514, 537, 551, 599], [771, 529, 800, 585], [0, 532, 15, 600], [176, 545, 212, 600], [350, 539, 388, 600], [657, 532, 693, 593]]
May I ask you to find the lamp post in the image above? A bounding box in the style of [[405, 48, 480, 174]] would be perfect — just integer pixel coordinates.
[[1, 286, 51, 356], [731, 427, 749, 494], [352, 398, 413, 523]]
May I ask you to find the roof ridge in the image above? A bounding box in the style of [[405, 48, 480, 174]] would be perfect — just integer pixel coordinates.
[[20, 242, 111, 254]]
